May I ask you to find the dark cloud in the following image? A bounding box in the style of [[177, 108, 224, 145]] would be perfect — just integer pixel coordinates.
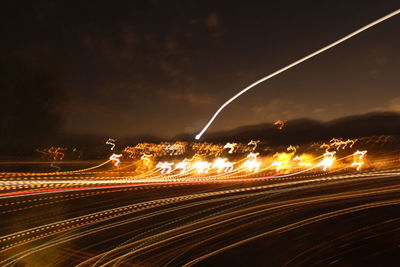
[[205, 12, 219, 28], [1, 1, 399, 138], [157, 89, 215, 105]]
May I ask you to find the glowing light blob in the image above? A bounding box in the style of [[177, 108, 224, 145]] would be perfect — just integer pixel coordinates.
[[175, 159, 190, 174], [273, 120, 286, 130], [212, 158, 234, 173], [140, 153, 153, 166], [224, 143, 237, 154], [242, 152, 261, 172], [106, 138, 117, 150], [318, 151, 336, 171], [248, 140, 260, 151], [351, 150, 367, 171], [156, 162, 174, 174], [110, 154, 123, 167], [193, 161, 212, 174]]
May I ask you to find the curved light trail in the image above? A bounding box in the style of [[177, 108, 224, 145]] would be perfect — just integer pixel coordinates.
[[0, 137, 399, 265], [195, 9, 400, 140]]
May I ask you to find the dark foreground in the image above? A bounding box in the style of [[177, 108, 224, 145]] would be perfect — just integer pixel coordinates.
[[0, 163, 399, 266]]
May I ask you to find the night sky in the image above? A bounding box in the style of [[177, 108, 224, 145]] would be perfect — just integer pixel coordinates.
[[1, 1, 399, 138]]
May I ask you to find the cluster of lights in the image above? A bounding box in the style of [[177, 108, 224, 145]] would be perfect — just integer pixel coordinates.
[[108, 139, 368, 175]]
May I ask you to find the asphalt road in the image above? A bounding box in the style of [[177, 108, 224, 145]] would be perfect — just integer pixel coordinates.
[[0, 163, 399, 266]]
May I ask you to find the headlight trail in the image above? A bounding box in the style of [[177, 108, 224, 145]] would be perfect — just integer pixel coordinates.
[[1, 163, 400, 265], [86, 186, 400, 266], [0, 160, 112, 177], [181, 199, 400, 267], [1, 137, 400, 265], [194, 9, 400, 140]]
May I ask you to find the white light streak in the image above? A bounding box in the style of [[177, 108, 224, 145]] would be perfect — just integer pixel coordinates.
[[195, 9, 400, 140]]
